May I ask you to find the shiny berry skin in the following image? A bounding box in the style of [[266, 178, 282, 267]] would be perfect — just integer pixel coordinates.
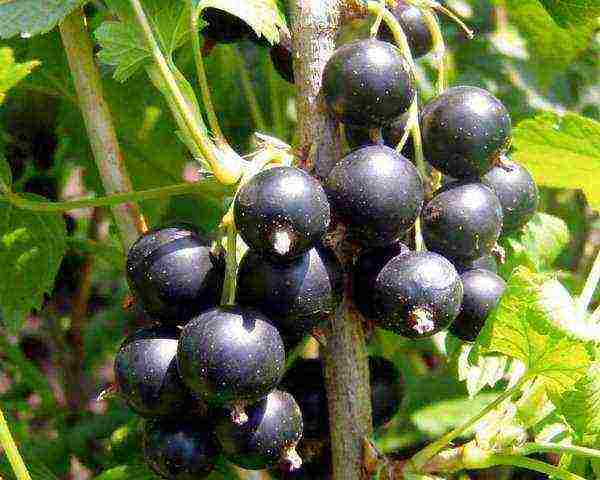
[[201, 8, 255, 43], [362, 251, 463, 338], [234, 167, 330, 261], [378, 1, 434, 58], [482, 159, 539, 234], [322, 39, 415, 127], [177, 306, 285, 410], [453, 254, 498, 274], [114, 326, 195, 418], [126, 227, 224, 324], [422, 181, 503, 261], [449, 269, 506, 342], [421, 86, 511, 178], [326, 145, 423, 246], [236, 246, 343, 345], [143, 418, 219, 480], [370, 356, 403, 428], [216, 390, 303, 470]]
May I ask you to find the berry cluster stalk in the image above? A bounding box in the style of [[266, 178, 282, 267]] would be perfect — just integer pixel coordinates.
[[291, 2, 373, 480]]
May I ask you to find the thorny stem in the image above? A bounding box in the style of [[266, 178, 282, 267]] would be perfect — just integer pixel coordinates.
[[577, 248, 600, 319], [231, 45, 268, 132], [0, 407, 31, 480], [129, 0, 242, 185]]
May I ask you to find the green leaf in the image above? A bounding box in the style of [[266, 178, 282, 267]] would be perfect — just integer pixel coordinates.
[[0, 195, 66, 332], [94, 464, 155, 480], [512, 112, 600, 209], [538, 0, 600, 27], [477, 267, 591, 395], [455, 342, 510, 399], [0, 0, 86, 39], [0, 47, 40, 104]]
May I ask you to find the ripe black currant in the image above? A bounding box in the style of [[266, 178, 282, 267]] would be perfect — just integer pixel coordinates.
[[421, 86, 511, 178], [177, 306, 285, 420], [422, 181, 503, 261], [326, 145, 423, 246], [449, 269, 506, 342], [482, 158, 539, 234], [236, 246, 343, 346], [360, 251, 463, 338], [215, 389, 303, 470], [126, 227, 224, 324], [370, 356, 403, 428], [378, 1, 434, 58], [114, 326, 195, 418], [143, 418, 219, 480], [201, 8, 256, 44], [322, 39, 415, 127], [453, 254, 498, 274], [234, 166, 330, 261]]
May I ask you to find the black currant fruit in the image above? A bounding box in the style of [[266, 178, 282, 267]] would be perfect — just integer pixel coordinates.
[[421, 86, 511, 178], [362, 251, 463, 338], [143, 418, 219, 480], [453, 254, 498, 274], [326, 145, 423, 246], [482, 158, 539, 234], [354, 241, 410, 318], [234, 167, 330, 261], [280, 359, 328, 439], [236, 246, 343, 345], [114, 326, 195, 417], [322, 39, 415, 127], [215, 390, 303, 470], [201, 8, 255, 43], [449, 269, 506, 342], [369, 356, 403, 428], [271, 33, 294, 83], [177, 306, 285, 420], [126, 227, 224, 324], [378, 1, 434, 58], [422, 181, 503, 261]]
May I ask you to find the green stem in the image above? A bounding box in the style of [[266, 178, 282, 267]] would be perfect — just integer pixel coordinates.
[[408, 99, 426, 251], [410, 375, 529, 470], [518, 442, 600, 461], [488, 454, 585, 480], [190, 5, 225, 141], [0, 406, 32, 480], [129, 0, 242, 185], [268, 58, 285, 140], [577, 248, 600, 319], [230, 45, 267, 133], [2, 182, 227, 213], [221, 224, 238, 306], [420, 8, 446, 94]]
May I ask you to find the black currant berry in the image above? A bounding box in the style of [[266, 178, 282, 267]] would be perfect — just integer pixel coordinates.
[[369, 356, 403, 428], [449, 269, 506, 342], [281, 359, 328, 440], [236, 246, 343, 345], [453, 254, 498, 274], [421, 86, 511, 178], [143, 418, 219, 480], [215, 390, 303, 470], [271, 33, 294, 83], [482, 158, 539, 234], [363, 251, 463, 338], [322, 39, 415, 127], [354, 241, 410, 318], [326, 145, 423, 246], [126, 227, 224, 324], [234, 167, 330, 261], [201, 8, 255, 43], [177, 306, 285, 421], [378, 1, 434, 58], [114, 326, 195, 418], [422, 181, 503, 261]]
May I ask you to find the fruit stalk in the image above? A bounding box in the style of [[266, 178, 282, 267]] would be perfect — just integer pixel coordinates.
[[0, 407, 31, 480], [59, 9, 146, 250], [291, 2, 373, 479]]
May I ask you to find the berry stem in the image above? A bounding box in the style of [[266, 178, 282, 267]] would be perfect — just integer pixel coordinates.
[[420, 7, 447, 94], [59, 9, 146, 249], [221, 223, 238, 306], [478, 455, 585, 480], [408, 98, 426, 251], [413, 0, 474, 39], [0, 407, 31, 480], [577, 248, 600, 319], [517, 442, 600, 461]]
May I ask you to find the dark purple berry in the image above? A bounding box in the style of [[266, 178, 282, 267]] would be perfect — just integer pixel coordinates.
[[322, 39, 415, 127], [234, 167, 330, 261], [378, 2, 434, 58], [177, 306, 285, 417], [126, 227, 224, 325], [114, 326, 196, 418], [422, 181, 503, 261], [326, 145, 423, 246], [236, 246, 343, 345], [201, 8, 256, 43], [482, 158, 539, 234], [271, 34, 294, 83], [449, 269, 506, 342], [421, 86, 511, 178], [215, 390, 303, 470], [370, 356, 403, 428], [143, 418, 219, 480]]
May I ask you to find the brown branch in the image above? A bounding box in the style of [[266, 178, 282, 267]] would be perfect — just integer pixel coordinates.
[[291, 2, 373, 479], [59, 9, 146, 250]]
